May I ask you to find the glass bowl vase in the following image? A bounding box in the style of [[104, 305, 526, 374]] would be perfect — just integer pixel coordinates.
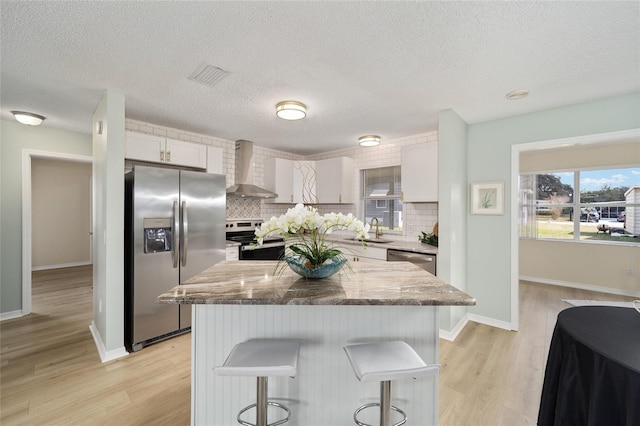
[[284, 255, 347, 279]]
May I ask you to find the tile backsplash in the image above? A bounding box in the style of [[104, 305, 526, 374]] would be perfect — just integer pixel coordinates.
[[226, 198, 261, 219]]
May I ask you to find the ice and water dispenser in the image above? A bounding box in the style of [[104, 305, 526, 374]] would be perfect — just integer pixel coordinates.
[[143, 218, 173, 253]]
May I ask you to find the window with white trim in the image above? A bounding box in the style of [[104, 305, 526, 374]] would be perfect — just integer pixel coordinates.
[[361, 166, 402, 232], [519, 167, 640, 244]]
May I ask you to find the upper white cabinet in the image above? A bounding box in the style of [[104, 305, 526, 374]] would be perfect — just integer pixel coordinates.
[[315, 157, 354, 203], [265, 158, 295, 203], [265, 157, 352, 204], [165, 138, 207, 169], [125, 132, 164, 163], [125, 131, 207, 169], [401, 142, 438, 202], [293, 160, 317, 204]]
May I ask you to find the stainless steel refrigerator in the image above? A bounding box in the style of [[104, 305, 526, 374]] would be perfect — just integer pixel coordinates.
[[125, 165, 225, 352]]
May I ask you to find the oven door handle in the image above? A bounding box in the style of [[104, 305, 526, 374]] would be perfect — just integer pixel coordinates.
[[241, 242, 284, 251]]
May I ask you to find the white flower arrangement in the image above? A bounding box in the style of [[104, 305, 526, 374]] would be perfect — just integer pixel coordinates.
[[255, 204, 370, 270]]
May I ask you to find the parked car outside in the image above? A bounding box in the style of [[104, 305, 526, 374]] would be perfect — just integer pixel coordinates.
[[580, 207, 599, 222], [617, 211, 626, 222]]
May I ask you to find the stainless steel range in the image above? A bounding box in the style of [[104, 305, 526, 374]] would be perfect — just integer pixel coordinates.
[[225, 218, 285, 260]]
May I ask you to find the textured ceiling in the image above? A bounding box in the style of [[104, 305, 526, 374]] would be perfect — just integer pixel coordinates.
[[1, 1, 638, 154]]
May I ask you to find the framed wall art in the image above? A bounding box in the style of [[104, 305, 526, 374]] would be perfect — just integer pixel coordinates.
[[470, 181, 504, 215]]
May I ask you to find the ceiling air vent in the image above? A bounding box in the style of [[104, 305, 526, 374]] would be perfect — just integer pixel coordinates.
[[188, 63, 229, 87]]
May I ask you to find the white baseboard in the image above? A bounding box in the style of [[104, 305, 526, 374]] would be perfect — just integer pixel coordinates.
[[32, 261, 92, 271], [520, 275, 640, 298], [467, 313, 514, 331], [0, 310, 24, 321], [89, 321, 128, 363], [439, 313, 470, 342]]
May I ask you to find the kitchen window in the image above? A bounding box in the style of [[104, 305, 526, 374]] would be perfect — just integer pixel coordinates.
[[519, 167, 640, 245], [361, 166, 402, 232]]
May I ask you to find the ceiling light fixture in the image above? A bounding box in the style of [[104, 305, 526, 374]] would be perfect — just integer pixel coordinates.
[[358, 135, 381, 147], [275, 101, 306, 120], [11, 111, 46, 126], [506, 89, 529, 100]]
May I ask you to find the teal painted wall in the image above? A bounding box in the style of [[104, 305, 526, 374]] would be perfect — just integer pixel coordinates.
[[438, 109, 469, 331], [466, 92, 640, 323]]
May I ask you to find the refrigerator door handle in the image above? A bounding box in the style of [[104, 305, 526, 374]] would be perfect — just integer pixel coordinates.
[[181, 201, 188, 267], [172, 200, 179, 268]]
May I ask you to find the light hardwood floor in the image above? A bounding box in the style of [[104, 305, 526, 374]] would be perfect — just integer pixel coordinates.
[[1, 266, 635, 425]]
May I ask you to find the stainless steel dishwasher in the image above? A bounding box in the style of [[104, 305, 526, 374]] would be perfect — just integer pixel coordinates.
[[387, 249, 437, 276]]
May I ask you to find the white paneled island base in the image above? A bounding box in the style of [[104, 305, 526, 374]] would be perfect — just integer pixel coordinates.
[[192, 304, 438, 425], [158, 260, 475, 426]]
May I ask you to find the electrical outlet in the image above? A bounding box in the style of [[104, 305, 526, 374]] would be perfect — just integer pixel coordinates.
[[627, 268, 635, 276]]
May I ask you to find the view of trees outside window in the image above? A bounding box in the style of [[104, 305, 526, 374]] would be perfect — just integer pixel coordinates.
[[520, 167, 640, 244], [361, 166, 403, 232]]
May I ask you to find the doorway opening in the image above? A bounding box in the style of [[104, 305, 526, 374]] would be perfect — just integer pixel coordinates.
[[21, 150, 92, 315]]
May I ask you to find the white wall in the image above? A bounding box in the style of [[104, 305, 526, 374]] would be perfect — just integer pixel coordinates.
[[0, 120, 92, 315], [31, 159, 92, 269], [90, 89, 127, 361], [464, 92, 640, 326]]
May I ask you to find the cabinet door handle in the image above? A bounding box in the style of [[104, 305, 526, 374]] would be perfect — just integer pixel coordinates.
[[339, 194, 342, 203], [290, 194, 293, 203], [160, 150, 165, 161], [167, 151, 171, 162]]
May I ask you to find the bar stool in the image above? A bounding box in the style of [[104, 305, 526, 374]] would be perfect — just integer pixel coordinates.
[[343, 341, 440, 426], [215, 340, 300, 426]]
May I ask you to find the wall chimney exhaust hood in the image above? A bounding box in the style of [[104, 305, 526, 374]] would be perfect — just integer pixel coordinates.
[[226, 140, 278, 199]]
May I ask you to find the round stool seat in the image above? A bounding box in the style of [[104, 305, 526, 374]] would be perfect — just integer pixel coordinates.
[[215, 340, 300, 378], [344, 341, 439, 382]]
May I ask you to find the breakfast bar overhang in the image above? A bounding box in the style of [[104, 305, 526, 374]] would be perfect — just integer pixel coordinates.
[[158, 260, 475, 426]]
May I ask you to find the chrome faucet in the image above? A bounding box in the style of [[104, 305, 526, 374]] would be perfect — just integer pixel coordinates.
[[369, 217, 383, 239]]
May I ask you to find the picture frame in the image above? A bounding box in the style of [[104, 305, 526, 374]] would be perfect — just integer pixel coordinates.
[[470, 181, 504, 215]]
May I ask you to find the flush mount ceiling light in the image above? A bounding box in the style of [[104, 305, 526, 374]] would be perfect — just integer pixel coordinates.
[[506, 89, 529, 100], [11, 111, 46, 126], [275, 101, 306, 120], [358, 135, 381, 147]]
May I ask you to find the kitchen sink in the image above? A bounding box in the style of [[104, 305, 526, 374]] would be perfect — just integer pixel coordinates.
[[344, 238, 393, 244]]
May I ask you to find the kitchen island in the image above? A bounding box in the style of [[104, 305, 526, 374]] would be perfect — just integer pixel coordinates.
[[158, 260, 474, 426]]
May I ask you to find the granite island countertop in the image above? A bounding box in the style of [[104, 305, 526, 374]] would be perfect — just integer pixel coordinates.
[[158, 260, 475, 306]]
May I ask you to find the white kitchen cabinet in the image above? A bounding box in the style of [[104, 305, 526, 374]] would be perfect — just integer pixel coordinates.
[[165, 138, 207, 169], [206, 146, 223, 174], [225, 246, 239, 261], [401, 142, 438, 202], [125, 131, 207, 169], [125, 132, 165, 163], [292, 160, 317, 204], [345, 244, 387, 262], [265, 158, 295, 203], [265, 159, 318, 204], [315, 157, 354, 203]]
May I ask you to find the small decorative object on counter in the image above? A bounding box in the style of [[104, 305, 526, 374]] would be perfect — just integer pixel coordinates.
[[419, 222, 438, 247], [254, 204, 370, 279]]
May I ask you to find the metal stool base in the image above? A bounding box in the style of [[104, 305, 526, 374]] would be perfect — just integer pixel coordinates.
[[353, 403, 407, 426], [237, 401, 291, 426]]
